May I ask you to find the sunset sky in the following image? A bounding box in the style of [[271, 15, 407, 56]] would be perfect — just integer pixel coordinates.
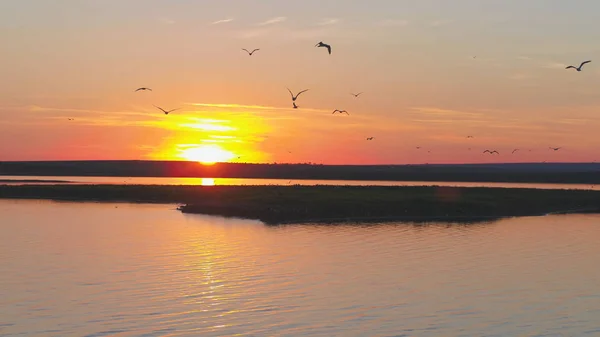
[[2, 0, 600, 164]]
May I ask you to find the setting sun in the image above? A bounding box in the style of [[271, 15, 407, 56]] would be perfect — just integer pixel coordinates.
[[179, 144, 235, 164]]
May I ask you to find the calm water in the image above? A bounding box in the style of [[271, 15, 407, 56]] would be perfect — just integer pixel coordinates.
[[1, 200, 600, 336], [0, 175, 598, 190]]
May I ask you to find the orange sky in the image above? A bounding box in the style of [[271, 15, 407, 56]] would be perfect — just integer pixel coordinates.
[[2, 1, 600, 164]]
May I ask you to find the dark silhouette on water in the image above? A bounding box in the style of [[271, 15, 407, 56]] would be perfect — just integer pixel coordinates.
[[566, 60, 591, 72], [315, 41, 332, 54], [242, 48, 260, 56], [153, 105, 180, 115]]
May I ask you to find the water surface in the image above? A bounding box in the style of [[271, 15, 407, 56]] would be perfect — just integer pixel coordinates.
[[0, 175, 598, 190], [1, 200, 600, 336]]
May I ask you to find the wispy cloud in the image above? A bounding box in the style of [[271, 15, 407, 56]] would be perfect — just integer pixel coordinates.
[[257, 16, 287, 26], [430, 19, 453, 27], [158, 18, 176, 25], [188, 103, 284, 110], [409, 107, 483, 118], [211, 18, 234, 25], [317, 18, 340, 26], [377, 19, 409, 27]]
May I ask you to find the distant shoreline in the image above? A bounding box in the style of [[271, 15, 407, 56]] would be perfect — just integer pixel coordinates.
[[3, 160, 600, 184], [1, 184, 600, 225]]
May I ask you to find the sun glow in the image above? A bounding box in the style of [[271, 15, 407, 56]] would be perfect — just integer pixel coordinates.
[[179, 144, 236, 164]]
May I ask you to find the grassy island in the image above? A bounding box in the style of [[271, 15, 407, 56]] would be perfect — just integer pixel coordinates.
[[1, 184, 600, 224]]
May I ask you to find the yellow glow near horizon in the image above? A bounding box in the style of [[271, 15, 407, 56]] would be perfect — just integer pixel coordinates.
[[178, 144, 236, 164]]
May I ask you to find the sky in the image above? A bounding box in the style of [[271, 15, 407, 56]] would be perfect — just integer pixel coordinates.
[[2, 0, 600, 164]]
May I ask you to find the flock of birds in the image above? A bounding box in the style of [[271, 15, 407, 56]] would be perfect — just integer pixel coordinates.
[[131, 40, 592, 160]]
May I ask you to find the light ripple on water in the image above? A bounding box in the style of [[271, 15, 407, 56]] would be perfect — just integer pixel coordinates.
[[1, 200, 600, 336]]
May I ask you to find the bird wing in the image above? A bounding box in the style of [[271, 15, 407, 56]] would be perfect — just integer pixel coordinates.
[[315, 42, 322, 47], [242, 49, 250, 54], [287, 88, 295, 99], [566, 66, 575, 69], [252, 49, 260, 53], [153, 105, 167, 113], [326, 45, 331, 54], [167, 108, 180, 113], [295, 89, 309, 98], [332, 110, 338, 114], [580, 60, 592, 67]]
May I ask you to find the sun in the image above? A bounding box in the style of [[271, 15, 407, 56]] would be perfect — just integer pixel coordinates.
[[179, 144, 236, 164]]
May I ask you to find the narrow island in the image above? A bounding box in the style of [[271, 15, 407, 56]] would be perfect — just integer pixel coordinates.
[[1, 184, 600, 224]]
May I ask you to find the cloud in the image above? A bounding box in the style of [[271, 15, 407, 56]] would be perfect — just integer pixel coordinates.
[[317, 18, 340, 26], [211, 18, 234, 25], [158, 18, 176, 25], [377, 19, 409, 27], [257, 16, 287, 26], [409, 107, 483, 118], [188, 103, 282, 110], [430, 19, 453, 27]]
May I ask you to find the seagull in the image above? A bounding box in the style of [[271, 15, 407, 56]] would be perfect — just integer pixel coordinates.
[[566, 60, 591, 72], [315, 41, 332, 54], [153, 105, 180, 115], [549, 147, 562, 151], [466, 135, 474, 138], [135, 87, 152, 92], [350, 92, 363, 98], [242, 48, 260, 56], [483, 150, 499, 155], [287, 88, 309, 102], [332, 109, 349, 115], [512, 149, 519, 154], [366, 137, 374, 140]]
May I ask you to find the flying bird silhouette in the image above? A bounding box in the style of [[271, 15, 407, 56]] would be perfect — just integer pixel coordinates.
[[153, 105, 180, 115], [366, 137, 374, 140], [332, 109, 349, 115], [566, 60, 591, 72], [350, 92, 363, 98], [315, 41, 332, 54], [483, 150, 499, 155], [135, 87, 152, 92], [293, 102, 299, 109], [242, 48, 260, 56], [549, 147, 562, 151], [287, 88, 309, 102], [512, 149, 519, 154], [466, 135, 474, 138]]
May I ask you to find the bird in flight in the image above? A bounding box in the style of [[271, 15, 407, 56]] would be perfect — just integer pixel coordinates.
[[512, 149, 519, 154], [242, 48, 260, 56], [483, 150, 499, 155], [135, 87, 152, 92], [287, 88, 309, 102], [293, 102, 299, 109], [466, 135, 474, 138], [153, 105, 180, 115], [366, 137, 374, 141], [566, 60, 591, 72], [315, 41, 332, 54], [332, 109, 349, 115], [549, 147, 562, 151], [350, 92, 363, 98]]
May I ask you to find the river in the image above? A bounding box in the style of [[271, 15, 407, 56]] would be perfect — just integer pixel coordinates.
[[1, 200, 599, 336], [0, 175, 598, 190]]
